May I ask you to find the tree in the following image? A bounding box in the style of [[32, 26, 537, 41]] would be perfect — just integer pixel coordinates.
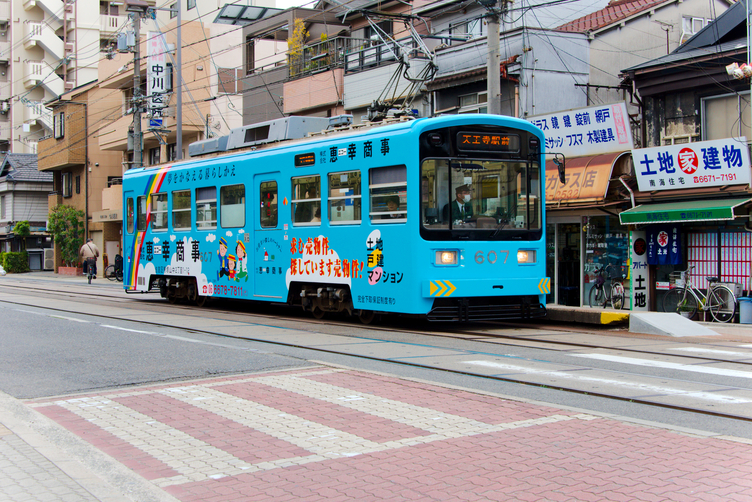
[[287, 18, 309, 77], [47, 205, 85, 267], [12, 221, 30, 251]]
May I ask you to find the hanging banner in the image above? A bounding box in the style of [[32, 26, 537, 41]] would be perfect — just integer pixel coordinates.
[[647, 225, 682, 265], [630, 230, 649, 311], [528, 102, 633, 158], [147, 31, 169, 127], [633, 137, 750, 192]]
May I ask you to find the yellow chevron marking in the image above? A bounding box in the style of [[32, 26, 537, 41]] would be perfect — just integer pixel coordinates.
[[430, 281, 439, 296], [435, 280, 448, 297], [538, 278, 551, 294], [444, 281, 456, 296]]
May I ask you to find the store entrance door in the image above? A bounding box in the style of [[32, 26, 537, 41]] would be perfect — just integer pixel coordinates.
[[557, 223, 581, 306]]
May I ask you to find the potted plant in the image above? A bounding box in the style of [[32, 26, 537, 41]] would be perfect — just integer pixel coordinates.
[[47, 205, 85, 275]]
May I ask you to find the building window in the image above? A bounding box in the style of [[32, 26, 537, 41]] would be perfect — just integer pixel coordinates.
[[220, 184, 245, 228], [62, 172, 72, 198], [681, 16, 712, 44], [172, 190, 191, 230], [245, 38, 255, 74], [260, 181, 278, 228], [450, 18, 484, 40], [169, 2, 177, 18], [151, 193, 168, 231], [458, 92, 488, 114], [364, 20, 392, 41], [328, 171, 361, 224], [370, 165, 406, 223], [167, 143, 177, 161], [149, 147, 160, 166], [75, 175, 80, 194], [702, 92, 751, 141], [195, 186, 217, 230], [53, 112, 64, 139], [0, 195, 5, 220], [126, 198, 134, 234], [187, 0, 195, 10]]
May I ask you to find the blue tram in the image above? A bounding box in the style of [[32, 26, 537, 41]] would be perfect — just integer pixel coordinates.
[[122, 114, 551, 322]]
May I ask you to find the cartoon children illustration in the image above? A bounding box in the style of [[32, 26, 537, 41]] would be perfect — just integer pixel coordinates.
[[235, 241, 248, 282], [217, 238, 230, 279], [228, 254, 237, 281]]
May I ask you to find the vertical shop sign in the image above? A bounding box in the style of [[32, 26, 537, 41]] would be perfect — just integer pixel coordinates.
[[147, 31, 168, 128], [647, 225, 682, 265], [630, 230, 649, 311]]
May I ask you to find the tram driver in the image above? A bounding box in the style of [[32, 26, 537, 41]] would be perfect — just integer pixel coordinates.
[[443, 185, 474, 227]]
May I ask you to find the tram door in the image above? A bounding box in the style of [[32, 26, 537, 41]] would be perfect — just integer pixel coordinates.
[[253, 173, 286, 300]]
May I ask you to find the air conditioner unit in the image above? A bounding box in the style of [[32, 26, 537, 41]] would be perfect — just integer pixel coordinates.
[[43, 248, 54, 270]]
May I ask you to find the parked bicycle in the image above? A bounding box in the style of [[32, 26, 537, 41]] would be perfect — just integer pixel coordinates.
[[588, 264, 625, 310], [662, 265, 737, 322], [104, 254, 123, 282]]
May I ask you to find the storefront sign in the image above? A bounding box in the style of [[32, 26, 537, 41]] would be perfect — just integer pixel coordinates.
[[529, 103, 633, 158], [633, 137, 750, 192], [147, 31, 169, 125], [630, 230, 649, 311], [92, 209, 122, 222], [647, 225, 681, 265]]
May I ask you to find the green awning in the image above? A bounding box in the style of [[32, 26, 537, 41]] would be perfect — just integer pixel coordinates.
[[619, 198, 752, 225]]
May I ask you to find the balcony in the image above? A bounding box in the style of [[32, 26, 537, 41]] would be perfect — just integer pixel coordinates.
[[288, 36, 362, 80], [100, 14, 127, 36], [24, 22, 65, 60], [24, 100, 52, 131], [23, 60, 65, 97]]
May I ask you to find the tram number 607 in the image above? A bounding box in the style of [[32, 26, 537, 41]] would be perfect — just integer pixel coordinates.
[[475, 250, 510, 265]]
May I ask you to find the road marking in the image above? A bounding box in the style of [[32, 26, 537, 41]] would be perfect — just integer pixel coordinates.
[[673, 347, 752, 357], [571, 353, 752, 380], [465, 360, 752, 404], [49, 315, 89, 323], [100, 325, 161, 335]]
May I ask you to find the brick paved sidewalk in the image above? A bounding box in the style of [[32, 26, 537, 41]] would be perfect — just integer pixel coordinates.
[[7, 365, 752, 501]]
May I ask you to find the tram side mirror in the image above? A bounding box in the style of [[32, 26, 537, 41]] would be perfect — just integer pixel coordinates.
[[553, 154, 566, 184]]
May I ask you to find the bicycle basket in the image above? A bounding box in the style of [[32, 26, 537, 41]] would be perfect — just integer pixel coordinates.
[[669, 271, 685, 288]]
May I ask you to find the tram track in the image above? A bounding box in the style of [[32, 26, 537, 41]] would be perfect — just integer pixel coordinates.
[[3, 279, 752, 423]]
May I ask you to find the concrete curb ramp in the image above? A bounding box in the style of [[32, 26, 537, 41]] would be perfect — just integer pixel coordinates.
[[629, 312, 719, 337], [546, 306, 629, 326]]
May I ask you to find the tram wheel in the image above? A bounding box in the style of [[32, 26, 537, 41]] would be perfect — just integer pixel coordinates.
[[166, 291, 178, 304], [195, 295, 207, 307], [311, 307, 326, 319], [358, 310, 376, 325]]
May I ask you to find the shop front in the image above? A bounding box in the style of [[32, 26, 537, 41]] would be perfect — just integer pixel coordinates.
[[620, 138, 752, 316]]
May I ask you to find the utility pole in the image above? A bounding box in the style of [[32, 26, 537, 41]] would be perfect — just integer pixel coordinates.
[[481, 0, 502, 115], [132, 10, 142, 170], [176, 1, 182, 161]]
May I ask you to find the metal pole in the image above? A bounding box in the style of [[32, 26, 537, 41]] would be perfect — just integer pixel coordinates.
[[487, 9, 501, 115], [176, 2, 182, 160], [133, 12, 142, 169]]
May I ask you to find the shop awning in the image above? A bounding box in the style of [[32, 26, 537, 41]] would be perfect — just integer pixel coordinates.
[[545, 151, 629, 204], [619, 197, 752, 225]]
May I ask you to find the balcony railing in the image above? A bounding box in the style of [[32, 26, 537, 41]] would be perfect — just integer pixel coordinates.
[[100, 14, 127, 35], [345, 35, 455, 75], [288, 36, 382, 79]]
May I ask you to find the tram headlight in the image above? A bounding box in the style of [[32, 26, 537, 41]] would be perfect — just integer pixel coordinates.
[[517, 250, 536, 264], [436, 250, 458, 265]]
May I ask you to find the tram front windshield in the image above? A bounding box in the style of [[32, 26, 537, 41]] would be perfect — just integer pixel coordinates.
[[421, 159, 541, 235]]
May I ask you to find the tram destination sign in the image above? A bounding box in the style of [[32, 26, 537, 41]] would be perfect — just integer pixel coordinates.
[[632, 137, 750, 192], [456, 132, 519, 153]]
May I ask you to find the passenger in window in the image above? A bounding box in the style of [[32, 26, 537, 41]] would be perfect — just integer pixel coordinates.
[[311, 206, 321, 223], [386, 196, 402, 219], [443, 185, 474, 224]]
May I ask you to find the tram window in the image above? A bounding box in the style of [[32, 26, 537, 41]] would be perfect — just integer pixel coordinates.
[[328, 171, 361, 224], [172, 190, 191, 230], [137, 196, 147, 231], [369, 165, 406, 223], [220, 184, 245, 228], [196, 186, 217, 230], [292, 175, 321, 226], [260, 181, 278, 228], [126, 198, 134, 234], [151, 193, 168, 231]]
